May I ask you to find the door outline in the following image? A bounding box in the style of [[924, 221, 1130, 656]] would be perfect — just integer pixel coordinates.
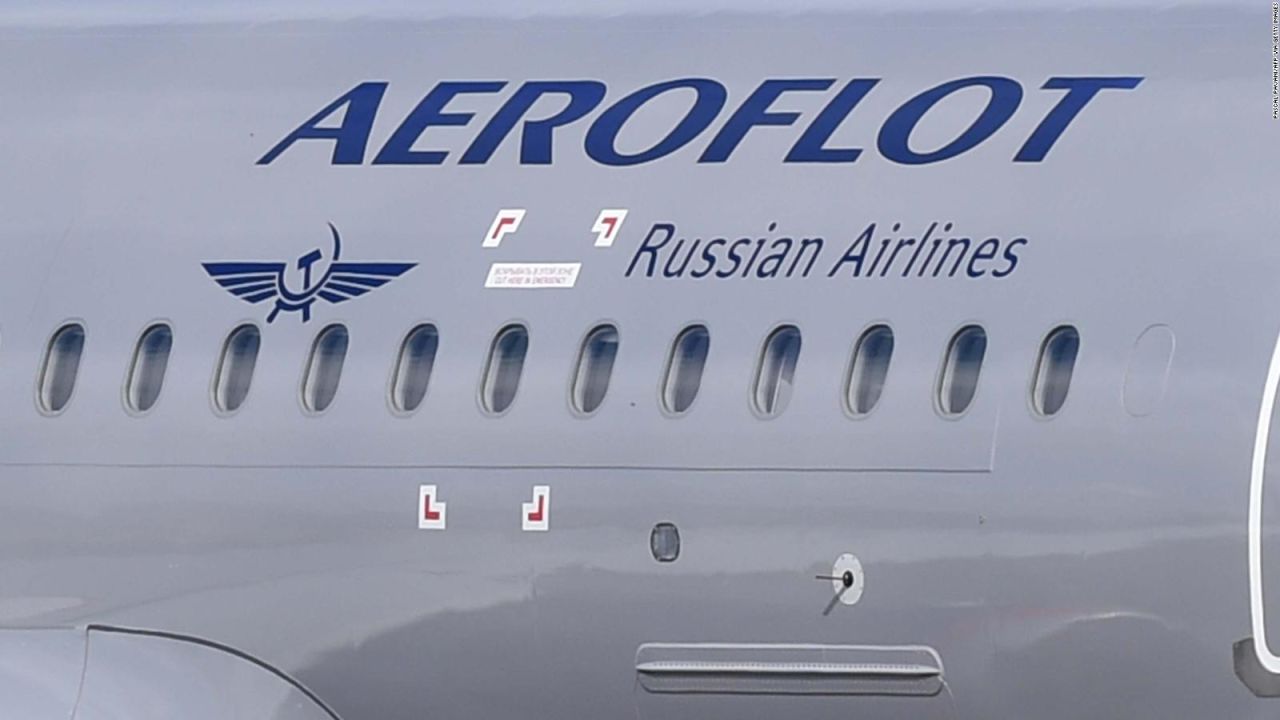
[[1248, 331, 1280, 673]]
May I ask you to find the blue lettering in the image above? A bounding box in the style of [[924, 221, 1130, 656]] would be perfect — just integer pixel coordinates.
[[461, 80, 606, 165], [627, 223, 675, 277], [700, 79, 833, 163], [257, 82, 388, 165], [585, 79, 727, 166], [1014, 76, 1144, 162], [785, 78, 879, 163], [966, 238, 1002, 277], [259, 75, 1141, 167], [992, 238, 1027, 277], [373, 81, 506, 165], [878, 76, 1023, 165]]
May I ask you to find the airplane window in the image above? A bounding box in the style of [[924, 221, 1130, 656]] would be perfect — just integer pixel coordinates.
[[572, 324, 620, 415], [391, 324, 439, 414], [1032, 325, 1080, 416], [214, 324, 260, 414], [662, 325, 710, 415], [938, 325, 987, 416], [38, 323, 85, 414], [846, 324, 894, 416], [126, 323, 173, 413], [752, 325, 802, 417], [302, 324, 349, 414], [481, 324, 529, 415]]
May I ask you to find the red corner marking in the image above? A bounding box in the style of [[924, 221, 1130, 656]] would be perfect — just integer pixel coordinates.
[[522, 485, 550, 531], [591, 208, 628, 247], [423, 494, 442, 521], [526, 494, 545, 523], [418, 484, 446, 530], [491, 216, 517, 240], [600, 216, 618, 240], [483, 209, 526, 248]]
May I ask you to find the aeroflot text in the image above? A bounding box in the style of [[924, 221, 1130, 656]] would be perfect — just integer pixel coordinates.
[[258, 76, 1143, 167]]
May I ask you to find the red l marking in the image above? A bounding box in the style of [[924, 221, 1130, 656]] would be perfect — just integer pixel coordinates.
[[491, 216, 516, 240], [522, 485, 551, 531], [526, 495, 545, 523], [418, 484, 446, 530]]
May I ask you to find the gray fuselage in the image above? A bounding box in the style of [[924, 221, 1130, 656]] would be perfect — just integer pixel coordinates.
[[0, 2, 1278, 718]]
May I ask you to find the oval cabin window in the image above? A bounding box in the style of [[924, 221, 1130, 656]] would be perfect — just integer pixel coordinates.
[[214, 324, 260, 414], [572, 324, 620, 415], [938, 325, 987, 416], [1032, 326, 1080, 417], [126, 323, 173, 413], [302, 324, 349, 414], [752, 325, 802, 417], [481, 325, 529, 415], [391, 324, 439, 414], [846, 325, 894, 416], [39, 323, 86, 414], [662, 325, 710, 415]]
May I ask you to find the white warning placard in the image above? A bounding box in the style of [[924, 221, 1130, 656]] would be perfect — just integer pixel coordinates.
[[485, 262, 581, 289], [522, 485, 551, 531]]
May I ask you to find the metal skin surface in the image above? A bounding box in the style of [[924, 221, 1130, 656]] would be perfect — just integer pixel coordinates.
[[0, 628, 336, 718], [0, 1, 1277, 718]]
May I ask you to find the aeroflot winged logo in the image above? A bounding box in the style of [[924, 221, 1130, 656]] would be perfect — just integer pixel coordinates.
[[202, 224, 416, 323]]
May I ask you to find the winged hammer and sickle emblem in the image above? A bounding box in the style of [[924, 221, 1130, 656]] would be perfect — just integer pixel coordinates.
[[202, 224, 416, 323]]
